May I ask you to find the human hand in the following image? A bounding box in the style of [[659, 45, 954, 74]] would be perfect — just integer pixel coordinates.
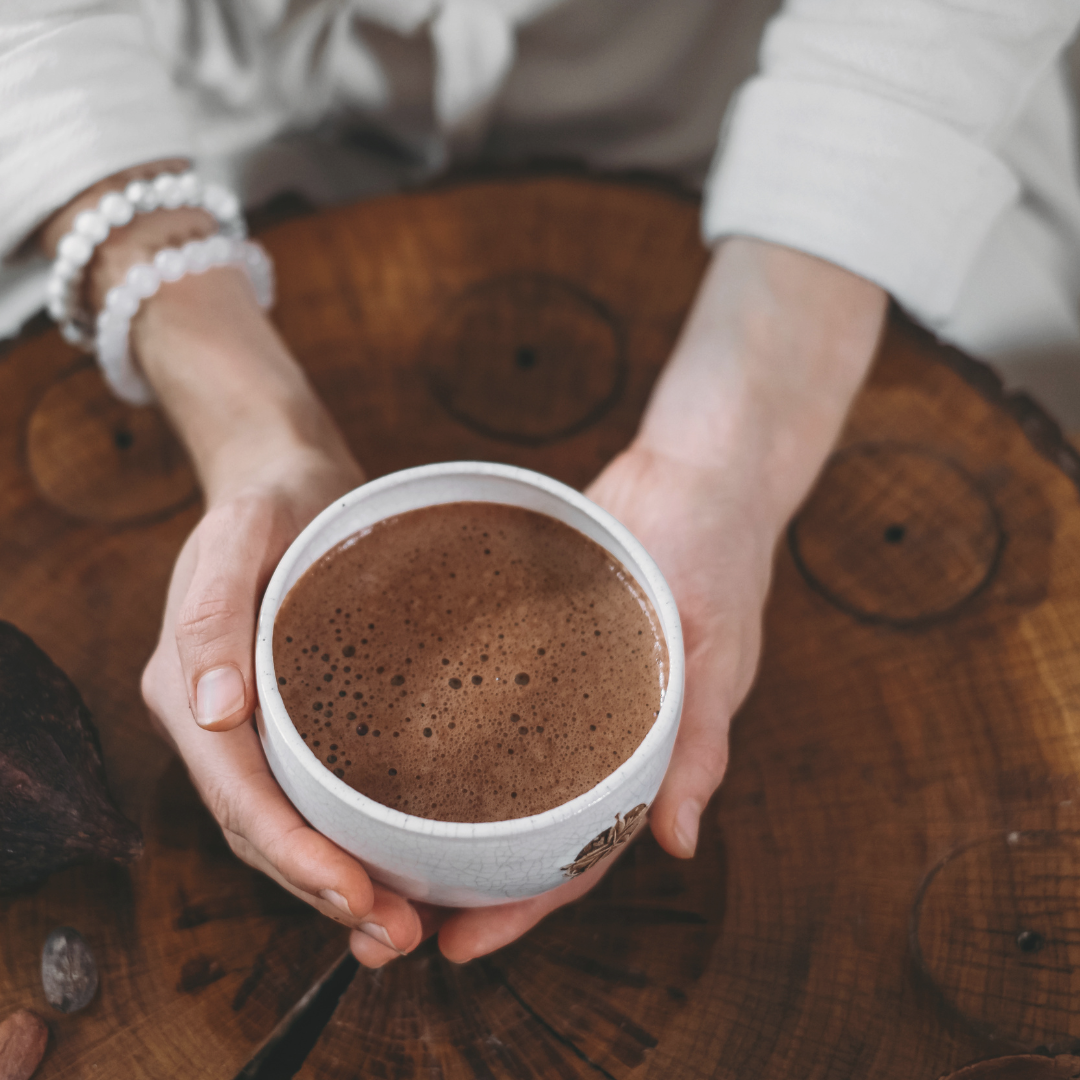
[[141, 443, 427, 954], [426, 237, 888, 964], [42, 164, 431, 960], [427, 444, 774, 962]]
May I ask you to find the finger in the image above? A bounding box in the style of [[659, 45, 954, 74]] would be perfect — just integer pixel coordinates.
[[164, 690, 418, 945], [220, 780, 422, 951], [204, 728, 373, 919], [648, 630, 742, 860], [438, 861, 608, 963], [148, 616, 423, 949], [219, 779, 422, 951], [349, 929, 400, 968], [214, 734, 421, 949], [349, 892, 440, 967], [175, 497, 287, 731], [414, 901, 453, 943], [357, 883, 424, 954]]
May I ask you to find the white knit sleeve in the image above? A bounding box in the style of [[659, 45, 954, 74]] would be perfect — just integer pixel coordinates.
[[0, 0, 194, 259], [702, 0, 1080, 327]]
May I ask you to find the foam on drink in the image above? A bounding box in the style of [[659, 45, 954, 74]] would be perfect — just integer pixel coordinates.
[[273, 502, 667, 822]]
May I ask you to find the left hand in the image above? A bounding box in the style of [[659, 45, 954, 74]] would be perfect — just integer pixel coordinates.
[[355, 237, 886, 969], [421, 443, 777, 965]]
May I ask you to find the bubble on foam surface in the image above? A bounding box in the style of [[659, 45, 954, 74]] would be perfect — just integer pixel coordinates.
[[272, 502, 667, 822]]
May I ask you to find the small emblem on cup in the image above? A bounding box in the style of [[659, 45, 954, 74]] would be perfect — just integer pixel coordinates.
[[561, 803, 649, 878]]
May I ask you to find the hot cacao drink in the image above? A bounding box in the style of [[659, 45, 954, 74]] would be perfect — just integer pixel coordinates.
[[272, 502, 667, 822]]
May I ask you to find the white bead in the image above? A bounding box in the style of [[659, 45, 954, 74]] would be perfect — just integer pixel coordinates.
[[177, 172, 201, 203], [153, 247, 187, 282], [53, 256, 79, 282], [203, 184, 240, 221], [97, 331, 123, 357], [182, 240, 212, 273], [125, 180, 158, 212], [204, 235, 232, 265], [201, 184, 225, 212], [154, 173, 184, 209], [47, 296, 68, 321], [46, 275, 66, 299], [98, 319, 127, 344], [117, 377, 155, 408], [97, 306, 125, 333], [58, 233, 93, 267], [100, 191, 135, 227], [125, 263, 161, 298], [98, 334, 125, 360], [74, 209, 109, 243], [98, 313, 127, 337], [105, 285, 140, 318], [221, 192, 241, 220], [98, 336, 127, 364], [60, 322, 85, 345]]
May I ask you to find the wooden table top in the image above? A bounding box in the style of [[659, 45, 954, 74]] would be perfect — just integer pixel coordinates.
[[2, 176, 1080, 1080]]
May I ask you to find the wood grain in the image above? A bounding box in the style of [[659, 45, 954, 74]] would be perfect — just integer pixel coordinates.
[[940, 1056, 1080, 1080], [1, 177, 1078, 1078]]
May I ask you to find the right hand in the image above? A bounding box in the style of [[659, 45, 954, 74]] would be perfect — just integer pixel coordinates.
[[140, 443, 425, 957], [40, 165, 432, 964]]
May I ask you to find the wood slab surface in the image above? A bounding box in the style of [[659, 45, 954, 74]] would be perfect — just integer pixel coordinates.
[[1, 176, 1079, 1079]]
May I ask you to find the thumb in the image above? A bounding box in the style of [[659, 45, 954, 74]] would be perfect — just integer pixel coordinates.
[[648, 624, 755, 859], [176, 498, 283, 731]]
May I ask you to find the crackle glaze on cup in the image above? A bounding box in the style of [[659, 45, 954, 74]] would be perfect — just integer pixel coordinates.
[[255, 462, 684, 907]]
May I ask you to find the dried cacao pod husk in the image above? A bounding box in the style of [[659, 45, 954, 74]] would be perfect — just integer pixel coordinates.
[[0, 621, 142, 893]]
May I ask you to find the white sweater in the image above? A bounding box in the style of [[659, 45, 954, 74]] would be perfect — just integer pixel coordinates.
[[3, 0, 1080, 418]]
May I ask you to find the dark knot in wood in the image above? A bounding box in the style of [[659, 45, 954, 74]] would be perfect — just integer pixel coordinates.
[[26, 363, 196, 524], [421, 272, 627, 446], [789, 442, 1003, 626], [912, 831, 1080, 1051]]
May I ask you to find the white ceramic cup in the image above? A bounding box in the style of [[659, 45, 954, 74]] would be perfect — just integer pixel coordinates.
[[255, 462, 684, 907]]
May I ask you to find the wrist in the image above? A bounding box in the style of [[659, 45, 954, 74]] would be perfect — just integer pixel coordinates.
[[201, 432, 364, 510], [636, 237, 887, 532], [39, 163, 359, 501], [39, 159, 193, 257], [132, 270, 360, 501]]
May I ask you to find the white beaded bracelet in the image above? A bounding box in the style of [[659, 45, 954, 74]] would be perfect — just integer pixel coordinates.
[[48, 170, 246, 348], [95, 236, 274, 405]]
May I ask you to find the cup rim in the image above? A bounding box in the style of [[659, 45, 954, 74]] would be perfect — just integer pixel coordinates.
[[255, 461, 684, 840]]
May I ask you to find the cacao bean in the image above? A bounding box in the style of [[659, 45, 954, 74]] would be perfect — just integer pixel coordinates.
[[41, 928, 97, 1013]]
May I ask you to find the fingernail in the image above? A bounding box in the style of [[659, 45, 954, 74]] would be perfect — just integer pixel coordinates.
[[195, 666, 246, 727], [319, 889, 353, 917], [673, 799, 702, 858], [358, 922, 407, 955]]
